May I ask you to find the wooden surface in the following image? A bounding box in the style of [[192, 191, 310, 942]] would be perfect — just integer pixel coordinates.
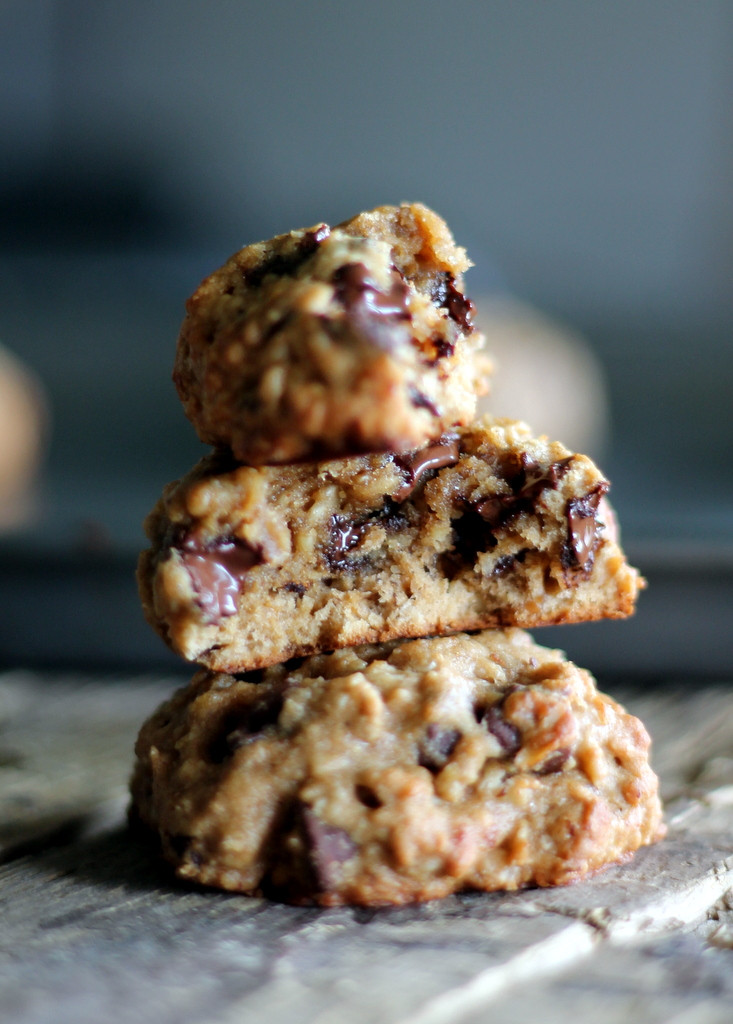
[[1, 671, 733, 1024]]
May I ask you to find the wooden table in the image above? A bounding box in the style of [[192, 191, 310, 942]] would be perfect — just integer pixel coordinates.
[[2, 671, 733, 1023]]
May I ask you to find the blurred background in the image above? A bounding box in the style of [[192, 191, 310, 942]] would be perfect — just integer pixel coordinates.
[[1, 0, 731, 674]]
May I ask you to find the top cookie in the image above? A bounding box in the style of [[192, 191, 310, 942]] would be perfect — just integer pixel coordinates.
[[174, 203, 488, 464]]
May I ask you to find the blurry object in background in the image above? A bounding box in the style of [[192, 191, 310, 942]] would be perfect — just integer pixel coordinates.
[[0, 343, 48, 530], [476, 299, 609, 460]]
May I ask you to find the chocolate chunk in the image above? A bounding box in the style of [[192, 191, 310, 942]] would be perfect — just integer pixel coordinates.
[[407, 386, 440, 415], [300, 805, 357, 891], [326, 514, 367, 570], [180, 535, 263, 622], [283, 582, 306, 596], [207, 685, 287, 763], [299, 224, 331, 253], [464, 455, 575, 550], [334, 262, 410, 319], [431, 272, 475, 331], [418, 724, 462, 772], [325, 500, 408, 570], [392, 435, 460, 502], [535, 748, 571, 775], [476, 704, 521, 756], [333, 262, 412, 352], [565, 482, 609, 572]]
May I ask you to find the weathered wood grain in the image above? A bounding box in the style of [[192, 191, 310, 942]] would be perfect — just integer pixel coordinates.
[[1, 672, 732, 1024]]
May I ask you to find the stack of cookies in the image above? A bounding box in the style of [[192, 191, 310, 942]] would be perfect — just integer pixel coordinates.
[[131, 203, 664, 906]]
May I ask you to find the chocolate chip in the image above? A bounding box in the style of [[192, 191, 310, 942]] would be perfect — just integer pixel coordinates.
[[535, 748, 571, 775], [207, 685, 287, 763], [179, 535, 263, 622], [300, 805, 357, 891], [431, 272, 475, 331], [418, 724, 462, 772], [407, 386, 440, 416], [564, 482, 609, 572], [392, 435, 460, 502], [283, 582, 306, 596], [476, 704, 521, 757]]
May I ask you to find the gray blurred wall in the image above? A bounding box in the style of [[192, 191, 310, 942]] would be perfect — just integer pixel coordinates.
[[4, 0, 733, 326]]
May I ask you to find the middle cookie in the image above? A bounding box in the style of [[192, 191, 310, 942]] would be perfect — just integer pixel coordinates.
[[139, 415, 643, 672]]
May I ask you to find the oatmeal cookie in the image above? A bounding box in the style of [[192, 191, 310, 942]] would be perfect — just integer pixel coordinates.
[[173, 202, 488, 464], [130, 629, 664, 906], [138, 416, 643, 672]]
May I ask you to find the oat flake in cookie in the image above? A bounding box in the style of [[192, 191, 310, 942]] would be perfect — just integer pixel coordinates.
[[138, 415, 643, 673], [173, 202, 488, 465], [130, 629, 665, 907]]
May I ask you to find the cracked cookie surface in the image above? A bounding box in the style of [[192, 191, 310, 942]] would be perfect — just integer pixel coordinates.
[[130, 629, 664, 906], [138, 415, 643, 673], [173, 202, 488, 464]]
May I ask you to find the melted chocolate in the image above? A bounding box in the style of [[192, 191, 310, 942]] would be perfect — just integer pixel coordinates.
[[392, 435, 460, 501], [328, 515, 367, 568], [431, 272, 475, 331], [334, 262, 410, 318], [452, 456, 575, 563], [324, 500, 408, 571], [180, 534, 263, 622], [564, 482, 609, 572], [332, 262, 411, 351]]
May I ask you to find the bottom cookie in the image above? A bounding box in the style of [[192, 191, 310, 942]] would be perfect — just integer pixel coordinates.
[[130, 629, 664, 906]]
